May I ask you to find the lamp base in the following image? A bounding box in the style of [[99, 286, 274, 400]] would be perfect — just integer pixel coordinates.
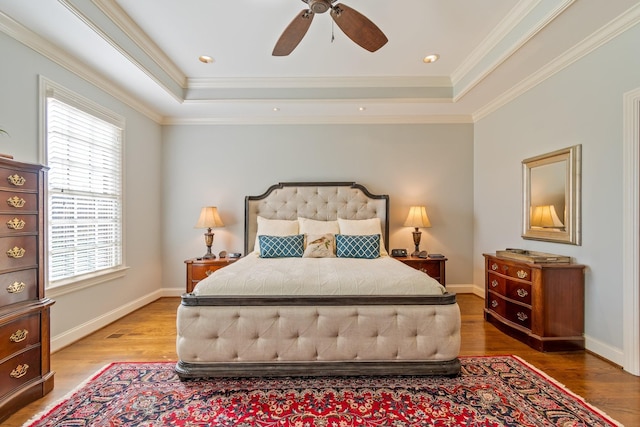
[[202, 252, 217, 259]]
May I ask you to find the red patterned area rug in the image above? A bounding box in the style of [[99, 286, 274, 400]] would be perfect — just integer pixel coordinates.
[[25, 355, 620, 427]]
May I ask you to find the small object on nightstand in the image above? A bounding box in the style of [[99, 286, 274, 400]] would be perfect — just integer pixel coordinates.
[[428, 253, 445, 259], [228, 252, 242, 258], [391, 248, 408, 257], [417, 250, 428, 258]]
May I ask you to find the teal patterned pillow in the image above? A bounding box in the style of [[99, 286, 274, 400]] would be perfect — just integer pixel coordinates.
[[335, 234, 380, 259], [259, 234, 304, 258]]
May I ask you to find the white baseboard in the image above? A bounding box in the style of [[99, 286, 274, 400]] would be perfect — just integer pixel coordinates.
[[447, 284, 485, 298], [584, 334, 624, 367], [51, 289, 165, 353]]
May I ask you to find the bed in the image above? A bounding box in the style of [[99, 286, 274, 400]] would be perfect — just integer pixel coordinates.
[[176, 182, 461, 379]]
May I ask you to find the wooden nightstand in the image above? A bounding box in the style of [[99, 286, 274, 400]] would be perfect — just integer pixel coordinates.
[[184, 257, 238, 293], [395, 256, 447, 286]]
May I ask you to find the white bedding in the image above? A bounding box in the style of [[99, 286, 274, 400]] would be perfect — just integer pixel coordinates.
[[193, 254, 446, 296]]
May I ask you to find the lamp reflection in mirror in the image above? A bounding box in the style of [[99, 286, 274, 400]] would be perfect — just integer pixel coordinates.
[[195, 206, 224, 259], [403, 206, 431, 256], [530, 205, 564, 229]]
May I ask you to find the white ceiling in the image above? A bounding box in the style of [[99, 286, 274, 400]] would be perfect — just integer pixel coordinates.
[[1, 0, 638, 124]]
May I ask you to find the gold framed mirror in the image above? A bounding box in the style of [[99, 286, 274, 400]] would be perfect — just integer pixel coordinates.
[[522, 144, 581, 245]]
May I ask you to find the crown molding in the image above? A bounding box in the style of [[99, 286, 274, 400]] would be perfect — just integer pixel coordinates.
[[0, 11, 163, 123], [92, 0, 186, 88], [187, 76, 452, 90], [162, 115, 473, 126], [472, 2, 640, 122], [453, 0, 575, 101], [451, 0, 541, 85]]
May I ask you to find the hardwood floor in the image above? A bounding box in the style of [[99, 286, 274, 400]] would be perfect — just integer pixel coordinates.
[[4, 294, 640, 426]]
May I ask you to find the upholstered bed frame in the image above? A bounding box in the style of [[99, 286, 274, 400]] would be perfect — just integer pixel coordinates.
[[176, 182, 461, 379]]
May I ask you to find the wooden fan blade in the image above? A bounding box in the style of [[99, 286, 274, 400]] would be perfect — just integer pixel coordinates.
[[272, 9, 315, 56], [330, 3, 388, 52]]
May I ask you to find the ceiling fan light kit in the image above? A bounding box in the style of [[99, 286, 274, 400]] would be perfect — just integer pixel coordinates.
[[272, 0, 388, 56]]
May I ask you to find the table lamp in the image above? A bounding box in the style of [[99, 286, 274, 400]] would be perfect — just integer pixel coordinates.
[[195, 206, 224, 259], [403, 205, 431, 256]]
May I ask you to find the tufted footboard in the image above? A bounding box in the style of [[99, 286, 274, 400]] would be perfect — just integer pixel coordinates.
[[175, 294, 461, 379]]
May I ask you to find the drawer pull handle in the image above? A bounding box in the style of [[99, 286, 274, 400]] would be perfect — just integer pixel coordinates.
[[7, 174, 26, 186], [10, 364, 29, 379], [516, 288, 529, 298], [7, 281, 26, 293], [517, 312, 528, 321], [205, 269, 215, 276], [7, 247, 26, 258], [7, 196, 26, 208], [491, 279, 498, 288], [10, 329, 28, 343], [517, 270, 528, 279], [6, 218, 26, 230], [491, 300, 498, 308], [419, 268, 428, 273], [491, 263, 498, 271]]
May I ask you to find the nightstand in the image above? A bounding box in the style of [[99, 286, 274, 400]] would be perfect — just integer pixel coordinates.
[[184, 257, 238, 293], [395, 256, 447, 286]]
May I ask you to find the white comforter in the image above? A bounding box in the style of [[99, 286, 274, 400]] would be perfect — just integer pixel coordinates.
[[193, 254, 445, 296]]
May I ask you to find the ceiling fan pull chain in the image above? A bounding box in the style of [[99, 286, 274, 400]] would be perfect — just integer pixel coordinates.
[[331, 20, 335, 43]]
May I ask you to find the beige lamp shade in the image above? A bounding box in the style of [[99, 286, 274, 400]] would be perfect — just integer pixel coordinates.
[[195, 206, 224, 228], [403, 206, 432, 228], [530, 205, 563, 228]]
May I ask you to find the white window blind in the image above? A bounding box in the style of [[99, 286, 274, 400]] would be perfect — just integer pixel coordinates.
[[46, 93, 123, 285]]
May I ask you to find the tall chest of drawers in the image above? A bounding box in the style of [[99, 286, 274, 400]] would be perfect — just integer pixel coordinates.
[[483, 253, 585, 352], [0, 158, 53, 422]]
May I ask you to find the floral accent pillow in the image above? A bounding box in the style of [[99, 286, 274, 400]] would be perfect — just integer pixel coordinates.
[[303, 233, 336, 258]]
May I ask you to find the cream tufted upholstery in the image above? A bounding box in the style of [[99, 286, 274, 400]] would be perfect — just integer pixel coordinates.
[[245, 183, 388, 254], [177, 304, 460, 363]]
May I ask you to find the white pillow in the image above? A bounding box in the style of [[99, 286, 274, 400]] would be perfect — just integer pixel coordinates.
[[254, 216, 299, 253], [337, 217, 389, 256], [298, 217, 340, 235]]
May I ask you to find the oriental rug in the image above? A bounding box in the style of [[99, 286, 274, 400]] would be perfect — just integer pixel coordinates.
[[24, 355, 620, 427]]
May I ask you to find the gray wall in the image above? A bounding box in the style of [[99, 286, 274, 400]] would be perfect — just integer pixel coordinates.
[[161, 123, 475, 291], [473, 24, 640, 364], [0, 32, 164, 347]]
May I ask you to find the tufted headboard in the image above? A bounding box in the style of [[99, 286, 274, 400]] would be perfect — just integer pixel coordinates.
[[245, 182, 389, 255]]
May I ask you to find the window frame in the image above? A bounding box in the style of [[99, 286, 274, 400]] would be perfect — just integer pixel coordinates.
[[39, 76, 128, 296]]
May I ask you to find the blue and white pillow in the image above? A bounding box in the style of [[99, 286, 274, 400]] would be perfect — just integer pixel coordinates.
[[259, 234, 304, 258], [335, 234, 380, 259]]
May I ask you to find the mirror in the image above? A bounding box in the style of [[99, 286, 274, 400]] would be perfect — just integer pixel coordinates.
[[522, 145, 581, 245]]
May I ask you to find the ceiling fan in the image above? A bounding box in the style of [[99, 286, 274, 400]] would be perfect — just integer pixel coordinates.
[[272, 0, 388, 56]]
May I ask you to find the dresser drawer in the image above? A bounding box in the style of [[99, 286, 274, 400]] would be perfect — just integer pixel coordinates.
[[0, 312, 41, 360], [0, 214, 38, 235], [0, 269, 38, 306], [487, 291, 506, 318], [0, 346, 41, 399], [506, 281, 532, 304], [0, 236, 38, 270], [487, 273, 506, 295], [487, 258, 532, 282], [505, 302, 532, 330], [0, 191, 38, 214], [0, 167, 39, 193]]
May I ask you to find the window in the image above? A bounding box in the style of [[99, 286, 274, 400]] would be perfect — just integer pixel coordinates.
[[43, 79, 125, 288]]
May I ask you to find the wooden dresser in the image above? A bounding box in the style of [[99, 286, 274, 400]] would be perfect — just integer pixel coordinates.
[[483, 253, 585, 351], [184, 257, 239, 293], [0, 158, 53, 422]]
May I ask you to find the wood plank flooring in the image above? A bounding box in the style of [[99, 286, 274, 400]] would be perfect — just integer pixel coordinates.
[[4, 294, 640, 426]]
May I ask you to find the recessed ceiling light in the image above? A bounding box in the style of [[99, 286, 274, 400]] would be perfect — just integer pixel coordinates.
[[273, 107, 280, 112], [423, 54, 440, 64], [199, 55, 214, 64], [359, 107, 366, 111]]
